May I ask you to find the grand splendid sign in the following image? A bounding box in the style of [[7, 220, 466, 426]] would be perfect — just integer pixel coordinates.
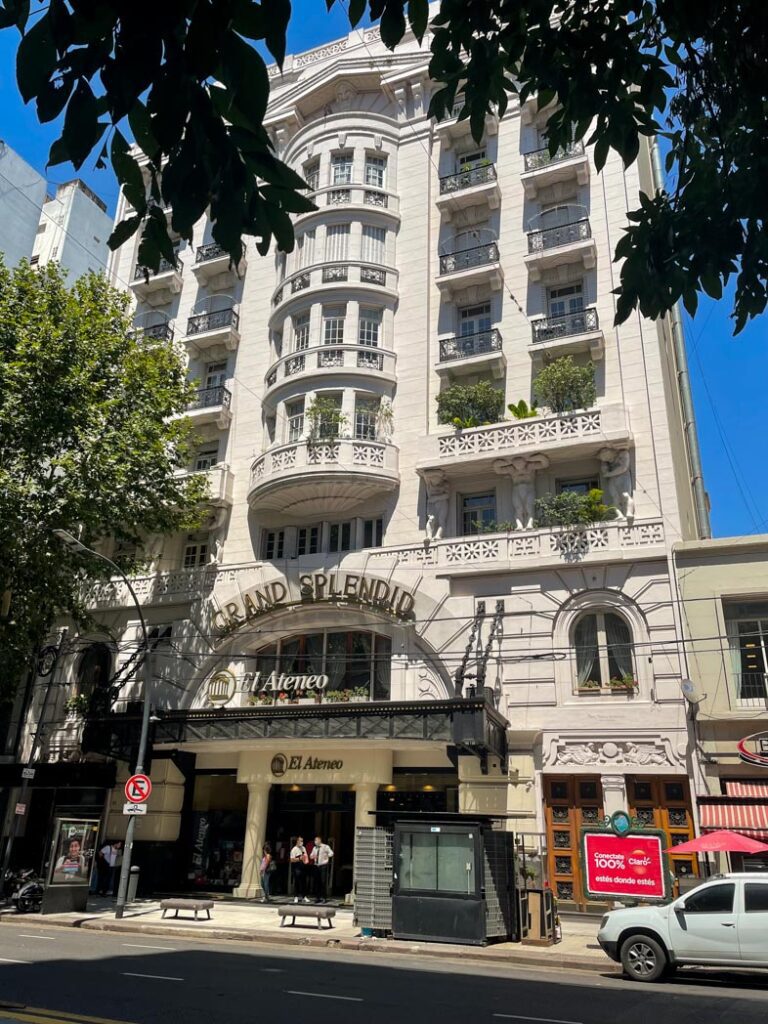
[[211, 571, 416, 645]]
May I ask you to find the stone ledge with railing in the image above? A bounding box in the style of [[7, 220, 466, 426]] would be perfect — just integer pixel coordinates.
[[438, 242, 500, 276], [523, 140, 585, 173], [438, 328, 503, 364], [250, 437, 399, 489], [531, 308, 600, 345], [264, 343, 396, 391], [271, 261, 399, 311], [132, 256, 181, 281], [187, 384, 232, 412], [527, 218, 592, 254], [439, 163, 498, 195], [132, 321, 174, 343], [297, 183, 399, 217], [186, 308, 240, 337]]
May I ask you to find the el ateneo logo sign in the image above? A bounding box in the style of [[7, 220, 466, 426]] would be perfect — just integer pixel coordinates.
[[582, 832, 669, 901], [211, 571, 416, 645]]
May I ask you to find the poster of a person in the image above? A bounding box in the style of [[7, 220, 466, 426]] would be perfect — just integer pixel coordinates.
[[50, 820, 98, 886]]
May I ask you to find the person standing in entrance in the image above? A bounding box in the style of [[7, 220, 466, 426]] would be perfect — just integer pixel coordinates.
[[290, 836, 310, 904], [310, 835, 334, 904], [96, 840, 117, 896], [259, 842, 274, 903]]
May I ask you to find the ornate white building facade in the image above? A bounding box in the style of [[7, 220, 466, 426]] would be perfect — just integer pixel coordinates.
[[17, 22, 711, 908]]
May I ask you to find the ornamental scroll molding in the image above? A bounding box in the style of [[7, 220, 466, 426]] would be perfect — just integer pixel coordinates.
[[544, 737, 682, 769]]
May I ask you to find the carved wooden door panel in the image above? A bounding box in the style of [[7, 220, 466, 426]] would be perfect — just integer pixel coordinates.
[[544, 775, 603, 909]]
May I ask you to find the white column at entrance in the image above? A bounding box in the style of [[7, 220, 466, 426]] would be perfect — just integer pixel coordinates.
[[353, 782, 380, 831], [601, 774, 628, 817], [233, 782, 270, 899]]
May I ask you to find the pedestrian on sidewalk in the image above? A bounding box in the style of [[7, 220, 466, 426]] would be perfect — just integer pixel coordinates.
[[96, 840, 116, 896], [259, 842, 274, 902], [310, 835, 334, 904], [289, 836, 310, 904], [111, 841, 123, 897]]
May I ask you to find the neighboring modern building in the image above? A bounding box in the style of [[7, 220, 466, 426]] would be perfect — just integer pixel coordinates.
[[0, 140, 47, 267], [6, 22, 718, 910], [29, 179, 112, 281], [675, 536, 768, 871]]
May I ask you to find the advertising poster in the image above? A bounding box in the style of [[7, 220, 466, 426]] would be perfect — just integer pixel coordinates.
[[49, 819, 100, 887], [582, 832, 668, 900]]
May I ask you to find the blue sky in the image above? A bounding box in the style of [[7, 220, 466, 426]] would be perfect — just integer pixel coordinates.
[[0, 5, 765, 539]]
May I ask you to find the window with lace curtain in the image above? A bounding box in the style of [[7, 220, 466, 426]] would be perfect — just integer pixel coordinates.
[[574, 611, 634, 687]]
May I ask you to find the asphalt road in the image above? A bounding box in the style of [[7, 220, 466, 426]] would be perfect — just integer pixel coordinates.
[[0, 925, 765, 1024]]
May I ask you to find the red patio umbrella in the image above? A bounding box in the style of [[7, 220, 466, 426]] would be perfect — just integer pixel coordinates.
[[666, 829, 768, 854]]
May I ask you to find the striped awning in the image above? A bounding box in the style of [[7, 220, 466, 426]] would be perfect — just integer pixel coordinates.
[[725, 780, 768, 799], [699, 786, 768, 841]]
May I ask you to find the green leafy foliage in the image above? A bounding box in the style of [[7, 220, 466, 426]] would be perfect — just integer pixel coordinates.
[[0, 260, 207, 701], [533, 489, 617, 529], [533, 356, 596, 414], [507, 398, 538, 419], [3, 1, 767, 328], [306, 395, 348, 441], [436, 380, 504, 428]]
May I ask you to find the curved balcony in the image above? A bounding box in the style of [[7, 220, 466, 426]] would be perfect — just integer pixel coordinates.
[[295, 183, 400, 226], [436, 163, 500, 219], [436, 240, 503, 295], [270, 260, 398, 324], [248, 437, 400, 516], [264, 343, 396, 401], [521, 141, 589, 199], [436, 328, 505, 379], [185, 385, 232, 429], [524, 218, 596, 281], [131, 311, 174, 343], [192, 241, 247, 287], [184, 303, 240, 353], [529, 307, 604, 365]]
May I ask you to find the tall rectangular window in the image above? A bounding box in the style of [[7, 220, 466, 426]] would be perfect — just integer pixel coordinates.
[[296, 229, 315, 269], [296, 525, 321, 556], [262, 530, 285, 560], [548, 283, 584, 317], [329, 521, 352, 552], [286, 398, 305, 442], [363, 517, 384, 548], [456, 148, 486, 171], [361, 225, 386, 264], [323, 305, 346, 345], [358, 308, 382, 347], [304, 158, 320, 192], [459, 303, 491, 336], [355, 396, 379, 440], [723, 601, 768, 705], [205, 361, 227, 389], [462, 492, 496, 535], [331, 152, 353, 184], [194, 443, 219, 471], [293, 312, 310, 351], [364, 155, 387, 188], [183, 535, 209, 568], [325, 223, 350, 262]]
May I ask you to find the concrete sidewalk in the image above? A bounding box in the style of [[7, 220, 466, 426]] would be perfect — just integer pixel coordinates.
[[0, 896, 615, 973]]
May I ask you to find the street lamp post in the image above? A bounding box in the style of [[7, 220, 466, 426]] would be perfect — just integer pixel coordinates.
[[53, 529, 153, 920]]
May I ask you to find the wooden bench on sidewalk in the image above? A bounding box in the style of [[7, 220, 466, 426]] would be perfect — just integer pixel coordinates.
[[278, 905, 336, 930], [160, 898, 214, 921]]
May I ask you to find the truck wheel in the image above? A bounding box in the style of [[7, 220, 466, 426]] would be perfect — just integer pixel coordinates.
[[620, 934, 667, 982]]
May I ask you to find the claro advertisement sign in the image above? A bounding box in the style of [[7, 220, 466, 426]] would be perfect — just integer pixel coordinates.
[[582, 831, 670, 901]]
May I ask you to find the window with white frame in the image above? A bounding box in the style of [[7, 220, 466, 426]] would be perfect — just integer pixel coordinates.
[[329, 521, 352, 552], [364, 154, 387, 188], [331, 152, 353, 185], [325, 223, 350, 262], [205, 361, 227, 389], [456, 147, 486, 171], [548, 283, 584, 318], [323, 305, 346, 345], [358, 308, 382, 347], [557, 477, 599, 496], [723, 601, 768, 704], [296, 229, 315, 269], [194, 442, 219, 471], [286, 398, 305, 443], [355, 395, 379, 440], [361, 224, 386, 264], [304, 158, 320, 192], [293, 312, 310, 351], [573, 611, 634, 688], [459, 302, 491, 337], [363, 517, 384, 548], [296, 525, 321, 556], [314, 393, 343, 439], [461, 492, 496, 535], [183, 535, 209, 568], [262, 529, 285, 560]]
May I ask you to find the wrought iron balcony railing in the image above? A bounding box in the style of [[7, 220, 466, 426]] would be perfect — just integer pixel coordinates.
[[188, 385, 232, 412], [133, 256, 179, 280], [523, 140, 585, 172], [439, 163, 497, 195], [195, 241, 229, 264], [439, 328, 502, 363], [531, 308, 599, 344], [186, 308, 239, 336], [527, 218, 591, 254], [439, 242, 500, 275], [133, 322, 174, 343]]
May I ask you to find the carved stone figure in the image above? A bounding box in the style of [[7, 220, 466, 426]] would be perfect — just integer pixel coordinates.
[[424, 470, 450, 541], [377, 396, 394, 441], [623, 741, 667, 766], [558, 742, 599, 765], [494, 454, 550, 530], [598, 447, 635, 520]]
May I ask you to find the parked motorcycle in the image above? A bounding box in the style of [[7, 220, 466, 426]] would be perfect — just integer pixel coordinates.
[[7, 868, 44, 913]]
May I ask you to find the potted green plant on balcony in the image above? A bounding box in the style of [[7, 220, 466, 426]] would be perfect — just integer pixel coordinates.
[[532, 355, 596, 414], [607, 673, 638, 693], [534, 488, 616, 529], [350, 686, 370, 702], [507, 399, 538, 419], [64, 694, 90, 717], [249, 691, 274, 706], [306, 396, 348, 445], [576, 678, 601, 693], [436, 380, 504, 430], [323, 689, 349, 703]]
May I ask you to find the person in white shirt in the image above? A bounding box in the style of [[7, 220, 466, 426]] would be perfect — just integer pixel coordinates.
[[310, 835, 334, 904], [289, 836, 309, 904]]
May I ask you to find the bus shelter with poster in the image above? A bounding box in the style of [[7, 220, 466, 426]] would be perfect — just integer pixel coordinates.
[[42, 818, 100, 913]]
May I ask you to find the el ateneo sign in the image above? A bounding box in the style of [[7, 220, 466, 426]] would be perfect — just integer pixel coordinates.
[[211, 571, 416, 645]]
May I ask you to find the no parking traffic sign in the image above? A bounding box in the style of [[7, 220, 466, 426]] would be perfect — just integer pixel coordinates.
[[124, 773, 152, 804]]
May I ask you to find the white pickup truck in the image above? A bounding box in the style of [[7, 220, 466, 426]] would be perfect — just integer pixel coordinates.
[[597, 873, 768, 981]]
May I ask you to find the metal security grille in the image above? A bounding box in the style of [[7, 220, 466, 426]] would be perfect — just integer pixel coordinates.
[[353, 826, 393, 932], [483, 829, 517, 939]]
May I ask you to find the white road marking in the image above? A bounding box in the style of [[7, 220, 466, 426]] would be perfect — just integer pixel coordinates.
[[122, 972, 184, 982], [285, 990, 363, 1002], [122, 943, 177, 951], [260, 968, 285, 973], [0, 957, 31, 964], [18, 935, 55, 941], [493, 1016, 583, 1024]]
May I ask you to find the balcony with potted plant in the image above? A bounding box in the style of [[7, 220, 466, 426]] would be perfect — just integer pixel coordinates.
[[436, 159, 501, 219]]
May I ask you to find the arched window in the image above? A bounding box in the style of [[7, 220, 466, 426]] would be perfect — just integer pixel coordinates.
[[574, 612, 634, 687]]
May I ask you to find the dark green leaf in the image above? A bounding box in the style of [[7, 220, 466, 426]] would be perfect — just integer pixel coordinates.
[[128, 102, 160, 160], [35, 77, 73, 122], [700, 272, 723, 300], [407, 0, 429, 42], [593, 134, 610, 173], [219, 31, 270, 130], [107, 213, 142, 251], [380, 2, 406, 50], [263, 0, 291, 69], [346, 0, 367, 26], [0, 0, 29, 30], [16, 11, 57, 103], [61, 79, 105, 170], [232, 0, 266, 40], [111, 129, 146, 211]]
